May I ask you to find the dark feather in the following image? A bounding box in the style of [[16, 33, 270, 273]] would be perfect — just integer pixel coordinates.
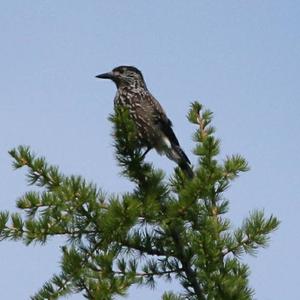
[[157, 118, 180, 147], [179, 160, 194, 178]]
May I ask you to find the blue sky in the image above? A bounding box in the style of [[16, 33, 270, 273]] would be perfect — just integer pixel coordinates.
[[1, 1, 299, 299]]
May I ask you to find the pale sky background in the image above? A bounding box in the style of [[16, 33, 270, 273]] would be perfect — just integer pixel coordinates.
[[1, 1, 299, 299]]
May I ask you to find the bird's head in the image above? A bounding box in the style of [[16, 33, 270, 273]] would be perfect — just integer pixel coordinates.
[[96, 66, 147, 89]]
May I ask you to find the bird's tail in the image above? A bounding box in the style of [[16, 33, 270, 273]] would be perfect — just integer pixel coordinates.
[[168, 145, 194, 178], [179, 160, 194, 179]]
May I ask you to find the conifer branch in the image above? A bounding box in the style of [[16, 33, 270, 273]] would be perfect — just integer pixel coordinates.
[[1, 101, 279, 299], [171, 228, 205, 300], [80, 280, 94, 300], [121, 239, 167, 257], [89, 264, 182, 277]]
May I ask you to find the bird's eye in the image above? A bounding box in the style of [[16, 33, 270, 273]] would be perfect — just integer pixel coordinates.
[[119, 69, 124, 74]]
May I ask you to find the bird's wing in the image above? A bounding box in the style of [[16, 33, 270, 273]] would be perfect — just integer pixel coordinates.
[[154, 104, 192, 165], [144, 92, 191, 166], [147, 93, 180, 147]]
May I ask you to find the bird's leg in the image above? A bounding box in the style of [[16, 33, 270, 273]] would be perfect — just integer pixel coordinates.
[[141, 146, 152, 160]]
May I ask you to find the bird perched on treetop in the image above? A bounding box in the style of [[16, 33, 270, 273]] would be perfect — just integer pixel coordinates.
[[96, 66, 193, 178]]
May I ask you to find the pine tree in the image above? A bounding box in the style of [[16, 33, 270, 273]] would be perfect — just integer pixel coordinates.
[[1, 102, 279, 299]]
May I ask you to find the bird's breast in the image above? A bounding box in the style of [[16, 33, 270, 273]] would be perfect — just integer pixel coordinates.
[[114, 89, 163, 147]]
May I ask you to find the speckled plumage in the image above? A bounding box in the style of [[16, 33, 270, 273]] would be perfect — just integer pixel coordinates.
[[96, 66, 193, 178]]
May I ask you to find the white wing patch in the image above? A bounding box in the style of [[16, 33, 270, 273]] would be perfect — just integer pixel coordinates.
[[162, 135, 172, 149]]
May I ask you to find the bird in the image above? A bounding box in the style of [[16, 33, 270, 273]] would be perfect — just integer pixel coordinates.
[[96, 66, 193, 178]]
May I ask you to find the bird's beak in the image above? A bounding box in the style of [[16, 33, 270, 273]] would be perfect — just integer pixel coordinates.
[[95, 72, 114, 80]]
